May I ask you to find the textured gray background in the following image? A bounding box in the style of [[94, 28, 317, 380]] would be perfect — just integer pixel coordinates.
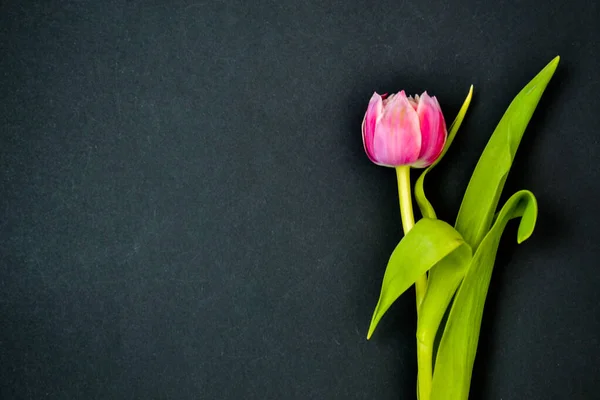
[[1, 0, 599, 399]]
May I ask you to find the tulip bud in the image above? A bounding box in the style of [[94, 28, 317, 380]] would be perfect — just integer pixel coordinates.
[[362, 90, 447, 168]]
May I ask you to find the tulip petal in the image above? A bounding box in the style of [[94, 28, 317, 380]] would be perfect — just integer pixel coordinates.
[[413, 92, 447, 168], [362, 92, 384, 163], [371, 91, 421, 166]]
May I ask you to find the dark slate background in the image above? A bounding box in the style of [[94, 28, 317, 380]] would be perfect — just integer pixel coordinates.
[[1, 0, 599, 399]]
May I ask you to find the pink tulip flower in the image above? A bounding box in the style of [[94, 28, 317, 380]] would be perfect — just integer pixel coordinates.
[[362, 91, 447, 168]]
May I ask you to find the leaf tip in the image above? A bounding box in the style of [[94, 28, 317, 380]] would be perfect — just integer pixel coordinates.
[[516, 190, 538, 243], [516, 219, 536, 244], [546, 55, 561, 75], [516, 231, 529, 244], [367, 300, 387, 339], [366, 323, 376, 340]]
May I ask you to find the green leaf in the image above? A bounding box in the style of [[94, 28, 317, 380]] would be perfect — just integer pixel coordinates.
[[415, 85, 474, 219], [454, 56, 559, 250], [367, 218, 470, 339], [430, 190, 538, 400]]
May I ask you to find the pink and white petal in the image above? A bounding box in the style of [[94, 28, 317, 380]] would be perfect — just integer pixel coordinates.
[[361, 92, 384, 162], [413, 92, 447, 168], [373, 93, 421, 166]]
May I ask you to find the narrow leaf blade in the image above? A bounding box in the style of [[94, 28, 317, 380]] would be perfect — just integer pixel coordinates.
[[415, 85, 474, 219]]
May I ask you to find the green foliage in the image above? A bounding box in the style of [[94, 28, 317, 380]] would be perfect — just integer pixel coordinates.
[[367, 218, 471, 339]]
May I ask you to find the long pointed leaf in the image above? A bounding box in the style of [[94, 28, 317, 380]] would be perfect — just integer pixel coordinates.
[[430, 190, 538, 400], [415, 85, 474, 219], [455, 56, 558, 250]]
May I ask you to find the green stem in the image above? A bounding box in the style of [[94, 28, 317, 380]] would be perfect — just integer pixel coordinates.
[[395, 166, 426, 308], [395, 165, 431, 400], [417, 339, 433, 400]]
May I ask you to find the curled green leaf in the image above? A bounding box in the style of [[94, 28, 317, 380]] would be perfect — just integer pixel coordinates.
[[430, 190, 538, 400], [415, 85, 474, 219], [367, 218, 470, 339]]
